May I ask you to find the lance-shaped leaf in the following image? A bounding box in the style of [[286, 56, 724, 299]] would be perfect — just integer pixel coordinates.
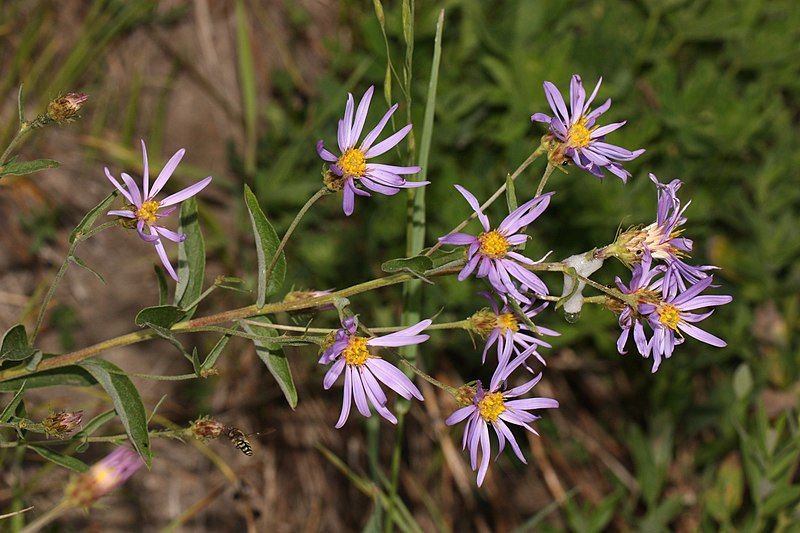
[[381, 255, 434, 275], [0, 380, 27, 423], [69, 191, 117, 244], [78, 359, 152, 465], [174, 197, 205, 318], [135, 305, 184, 328], [0, 158, 59, 178], [201, 333, 233, 373], [243, 185, 285, 307], [0, 324, 36, 362], [0, 367, 97, 392], [29, 445, 89, 473], [241, 317, 297, 408]]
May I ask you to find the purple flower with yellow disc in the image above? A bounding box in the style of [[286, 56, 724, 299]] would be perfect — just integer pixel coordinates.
[[470, 292, 559, 373], [317, 86, 428, 216], [105, 140, 212, 281], [319, 316, 430, 428], [614, 252, 664, 361], [446, 368, 558, 486], [438, 185, 552, 304], [65, 447, 144, 507], [641, 267, 732, 372], [532, 75, 644, 182]]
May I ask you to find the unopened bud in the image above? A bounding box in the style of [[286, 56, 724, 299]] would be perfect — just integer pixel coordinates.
[[64, 447, 143, 508], [191, 416, 225, 440], [42, 410, 83, 437], [46, 92, 88, 123]]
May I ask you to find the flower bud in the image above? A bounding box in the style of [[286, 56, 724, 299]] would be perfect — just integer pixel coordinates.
[[46, 92, 88, 124], [191, 416, 225, 440], [64, 447, 143, 508], [42, 410, 83, 437]]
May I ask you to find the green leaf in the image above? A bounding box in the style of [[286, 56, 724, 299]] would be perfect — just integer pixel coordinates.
[[29, 445, 89, 473], [0, 380, 27, 423], [201, 333, 233, 372], [235, 0, 257, 177], [78, 359, 151, 465], [241, 317, 297, 408], [0, 367, 96, 391], [428, 248, 464, 270], [191, 347, 201, 377], [76, 409, 116, 438], [0, 158, 59, 178], [69, 255, 105, 283], [381, 255, 434, 275], [243, 185, 285, 306], [154, 265, 169, 305], [0, 324, 35, 362], [69, 192, 117, 244], [135, 305, 184, 328], [174, 197, 205, 318], [17, 84, 25, 124]]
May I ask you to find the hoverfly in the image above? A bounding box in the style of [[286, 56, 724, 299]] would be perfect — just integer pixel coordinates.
[[224, 426, 274, 456]]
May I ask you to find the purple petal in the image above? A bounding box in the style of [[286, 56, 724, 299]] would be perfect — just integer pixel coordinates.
[[104, 167, 134, 204], [323, 359, 346, 389], [141, 139, 150, 199], [543, 81, 569, 124], [453, 185, 490, 231], [350, 368, 372, 417], [120, 173, 142, 207], [446, 406, 475, 426], [153, 238, 179, 281], [350, 86, 374, 145], [342, 93, 355, 148], [678, 322, 727, 347], [367, 163, 421, 175], [364, 124, 413, 158], [360, 104, 398, 151], [504, 398, 559, 410], [439, 232, 476, 245], [342, 180, 356, 216], [108, 209, 135, 218], [335, 368, 354, 428], [159, 176, 212, 207], [149, 148, 186, 198], [366, 359, 423, 400], [154, 225, 186, 243], [316, 140, 338, 162]]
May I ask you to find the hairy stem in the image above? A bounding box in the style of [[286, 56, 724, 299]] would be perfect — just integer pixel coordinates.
[[425, 144, 545, 256], [264, 187, 329, 284], [0, 122, 31, 166]]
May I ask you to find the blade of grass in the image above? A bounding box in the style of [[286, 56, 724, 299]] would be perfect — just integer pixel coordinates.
[[235, 0, 258, 180]]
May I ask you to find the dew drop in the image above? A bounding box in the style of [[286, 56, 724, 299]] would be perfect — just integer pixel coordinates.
[[564, 311, 581, 323]]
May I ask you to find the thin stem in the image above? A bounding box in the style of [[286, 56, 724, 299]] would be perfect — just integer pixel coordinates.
[[399, 359, 457, 395], [264, 187, 329, 283], [0, 429, 186, 449], [30, 221, 117, 343], [0, 123, 30, 166], [19, 499, 69, 533], [426, 144, 545, 256], [535, 162, 557, 197]]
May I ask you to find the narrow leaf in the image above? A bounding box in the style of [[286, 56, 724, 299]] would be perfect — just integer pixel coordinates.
[[17, 85, 25, 124], [243, 185, 285, 305], [135, 305, 184, 328], [0, 367, 97, 391], [78, 359, 152, 465], [0, 159, 59, 178], [69, 255, 106, 283], [29, 446, 89, 473], [174, 197, 205, 319], [69, 191, 117, 244], [506, 174, 518, 212], [201, 333, 233, 372], [241, 317, 297, 408], [0, 380, 27, 423], [381, 255, 434, 275], [154, 265, 169, 305]]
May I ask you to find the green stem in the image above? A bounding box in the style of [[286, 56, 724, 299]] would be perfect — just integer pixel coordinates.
[[264, 187, 329, 284], [399, 359, 457, 395], [19, 499, 70, 533], [0, 122, 31, 166], [29, 222, 117, 343], [425, 145, 545, 257], [0, 429, 186, 449], [535, 162, 557, 197]]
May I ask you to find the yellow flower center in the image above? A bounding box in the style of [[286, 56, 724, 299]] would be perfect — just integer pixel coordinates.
[[135, 200, 160, 224], [658, 303, 681, 330], [478, 392, 506, 422], [496, 313, 519, 333], [337, 148, 367, 178], [342, 336, 370, 366], [567, 116, 593, 148], [478, 230, 510, 259]]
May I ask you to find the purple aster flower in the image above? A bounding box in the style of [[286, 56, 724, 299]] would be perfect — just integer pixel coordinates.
[[317, 86, 428, 216], [640, 267, 732, 372], [319, 316, 430, 428], [532, 75, 644, 182], [613, 252, 664, 361], [470, 291, 559, 373], [438, 185, 552, 304], [446, 371, 558, 486], [64, 447, 144, 507], [604, 174, 716, 290], [105, 140, 212, 281]]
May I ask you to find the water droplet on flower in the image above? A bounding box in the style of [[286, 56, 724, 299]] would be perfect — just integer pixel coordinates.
[[564, 311, 581, 323]]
